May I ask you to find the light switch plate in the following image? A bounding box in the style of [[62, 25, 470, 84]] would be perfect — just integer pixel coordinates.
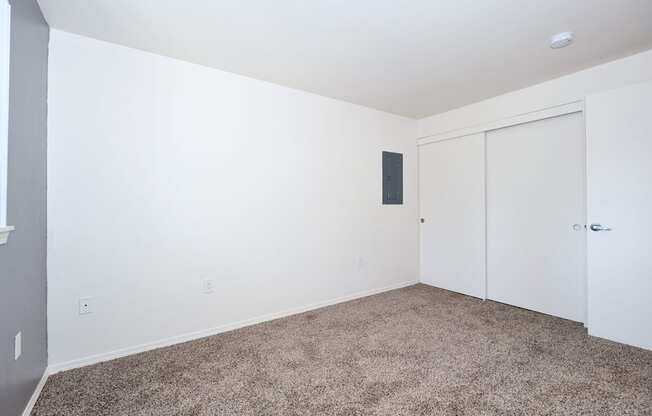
[[202, 279, 214, 294], [14, 331, 21, 360]]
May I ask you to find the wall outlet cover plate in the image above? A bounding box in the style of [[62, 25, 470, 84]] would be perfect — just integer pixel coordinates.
[[79, 297, 93, 315]]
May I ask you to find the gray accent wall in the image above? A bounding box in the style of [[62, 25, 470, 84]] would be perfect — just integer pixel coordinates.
[[0, 1, 49, 415]]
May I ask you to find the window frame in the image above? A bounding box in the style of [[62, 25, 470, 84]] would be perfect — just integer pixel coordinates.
[[0, 0, 13, 244]]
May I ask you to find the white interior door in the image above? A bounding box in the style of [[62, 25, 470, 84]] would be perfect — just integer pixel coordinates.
[[586, 81, 652, 350], [419, 133, 485, 298], [486, 113, 586, 322]]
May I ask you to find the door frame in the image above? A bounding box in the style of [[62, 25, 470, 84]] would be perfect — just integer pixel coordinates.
[[417, 101, 583, 146]]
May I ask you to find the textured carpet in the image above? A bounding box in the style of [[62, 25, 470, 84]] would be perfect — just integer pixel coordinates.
[[33, 284, 652, 415]]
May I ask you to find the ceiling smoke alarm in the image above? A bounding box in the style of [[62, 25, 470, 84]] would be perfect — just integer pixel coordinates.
[[550, 32, 574, 49]]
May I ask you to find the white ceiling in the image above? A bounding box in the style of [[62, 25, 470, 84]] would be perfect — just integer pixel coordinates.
[[37, 0, 652, 118]]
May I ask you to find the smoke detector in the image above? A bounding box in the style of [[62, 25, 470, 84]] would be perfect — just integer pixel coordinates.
[[550, 32, 574, 49]]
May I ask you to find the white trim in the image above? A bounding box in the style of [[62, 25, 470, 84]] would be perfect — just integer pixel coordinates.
[[21, 369, 49, 416], [482, 131, 488, 301], [0, 0, 10, 228], [417, 101, 584, 146], [49, 279, 418, 374], [0, 224, 13, 244]]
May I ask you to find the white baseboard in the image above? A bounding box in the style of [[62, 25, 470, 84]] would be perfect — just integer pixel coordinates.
[[21, 368, 49, 416], [49, 280, 418, 374]]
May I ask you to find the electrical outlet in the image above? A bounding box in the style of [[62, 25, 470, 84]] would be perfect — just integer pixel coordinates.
[[79, 297, 93, 315], [14, 331, 21, 360], [202, 279, 214, 294]]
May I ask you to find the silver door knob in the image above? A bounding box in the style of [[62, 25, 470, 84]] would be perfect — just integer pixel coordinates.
[[590, 223, 612, 232]]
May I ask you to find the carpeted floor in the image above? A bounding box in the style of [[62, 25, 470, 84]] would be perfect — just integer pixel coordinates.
[[33, 284, 652, 415]]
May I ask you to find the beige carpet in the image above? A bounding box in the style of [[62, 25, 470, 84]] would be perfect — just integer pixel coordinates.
[[33, 284, 652, 415]]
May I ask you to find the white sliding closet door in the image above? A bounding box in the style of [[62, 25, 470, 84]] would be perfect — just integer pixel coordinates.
[[486, 113, 586, 322], [419, 133, 485, 298]]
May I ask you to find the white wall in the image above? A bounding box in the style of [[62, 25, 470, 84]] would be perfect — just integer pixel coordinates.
[[418, 49, 652, 138], [47, 30, 418, 370]]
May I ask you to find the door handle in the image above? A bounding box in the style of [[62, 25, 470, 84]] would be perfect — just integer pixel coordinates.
[[590, 223, 612, 232]]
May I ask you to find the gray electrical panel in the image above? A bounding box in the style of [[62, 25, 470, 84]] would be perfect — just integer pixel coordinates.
[[382, 151, 403, 204]]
